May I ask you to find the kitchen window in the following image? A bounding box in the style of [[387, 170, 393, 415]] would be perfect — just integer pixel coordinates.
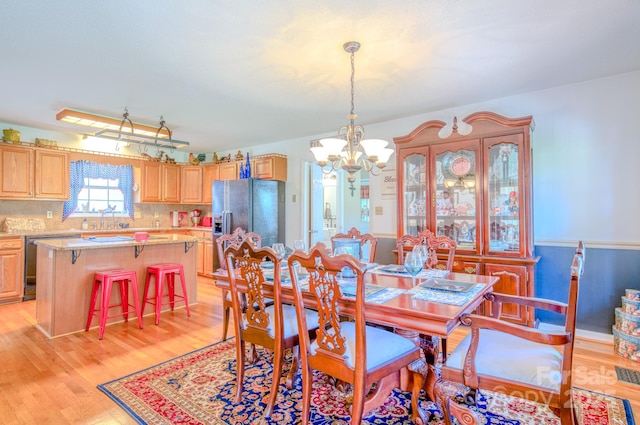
[[62, 160, 134, 221]]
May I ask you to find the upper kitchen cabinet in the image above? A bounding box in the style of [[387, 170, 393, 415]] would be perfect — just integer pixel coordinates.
[[181, 166, 203, 203], [140, 161, 181, 203], [0, 145, 69, 200], [35, 149, 70, 199], [394, 111, 538, 325], [218, 161, 238, 181], [252, 154, 287, 181], [202, 163, 219, 204]]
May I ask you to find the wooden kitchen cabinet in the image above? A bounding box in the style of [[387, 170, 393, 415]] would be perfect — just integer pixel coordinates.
[[0, 145, 69, 200], [252, 154, 287, 181], [394, 111, 539, 326], [191, 230, 214, 278], [140, 161, 181, 203], [181, 166, 203, 203], [34, 149, 69, 199], [0, 237, 24, 305], [202, 163, 219, 204], [218, 162, 238, 180], [0, 144, 32, 198]]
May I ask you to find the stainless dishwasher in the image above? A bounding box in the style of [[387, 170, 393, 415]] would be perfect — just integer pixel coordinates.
[[24, 234, 80, 301]]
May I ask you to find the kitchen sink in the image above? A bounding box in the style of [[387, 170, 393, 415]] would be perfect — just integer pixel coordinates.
[[86, 235, 135, 243]]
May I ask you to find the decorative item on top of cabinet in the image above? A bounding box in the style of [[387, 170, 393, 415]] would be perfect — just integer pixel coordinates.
[[394, 111, 539, 326], [189, 153, 201, 166]]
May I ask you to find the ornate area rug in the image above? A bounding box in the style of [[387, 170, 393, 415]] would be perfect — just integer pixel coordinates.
[[98, 340, 635, 425]]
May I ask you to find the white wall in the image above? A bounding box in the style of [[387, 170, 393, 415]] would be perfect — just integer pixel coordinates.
[[249, 69, 640, 247]]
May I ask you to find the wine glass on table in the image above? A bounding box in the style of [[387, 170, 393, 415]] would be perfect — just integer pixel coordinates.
[[293, 239, 306, 252], [412, 245, 428, 269], [404, 251, 424, 286], [272, 243, 286, 260], [334, 246, 354, 278]]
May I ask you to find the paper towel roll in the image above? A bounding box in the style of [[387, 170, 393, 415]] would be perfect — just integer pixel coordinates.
[[172, 211, 179, 227]]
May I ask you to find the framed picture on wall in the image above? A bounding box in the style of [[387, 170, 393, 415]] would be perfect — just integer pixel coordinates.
[[381, 168, 397, 200]]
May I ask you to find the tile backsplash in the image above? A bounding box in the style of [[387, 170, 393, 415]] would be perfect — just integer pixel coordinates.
[[0, 200, 212, 232]]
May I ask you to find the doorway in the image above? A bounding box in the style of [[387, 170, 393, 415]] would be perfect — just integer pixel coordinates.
[[303, 162, 370, 248]]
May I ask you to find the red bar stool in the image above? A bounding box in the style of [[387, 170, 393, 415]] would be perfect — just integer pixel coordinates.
[[142, 263, 191, 325], [86, 269, 144, 340]]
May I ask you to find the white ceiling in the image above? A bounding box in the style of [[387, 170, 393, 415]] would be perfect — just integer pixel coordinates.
[[1, 1, 639, 153]]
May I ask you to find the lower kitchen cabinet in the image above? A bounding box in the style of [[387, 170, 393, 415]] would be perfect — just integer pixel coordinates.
[[191, 230, 214, 278], [0, 237, 24, 304]]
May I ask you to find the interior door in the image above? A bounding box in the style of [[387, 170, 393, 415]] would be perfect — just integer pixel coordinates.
[[308, 163, 324, 247]]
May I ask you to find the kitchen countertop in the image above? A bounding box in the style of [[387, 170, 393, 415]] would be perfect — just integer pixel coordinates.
[[33, 233, 203, 251], [0, 226, 214, 238]]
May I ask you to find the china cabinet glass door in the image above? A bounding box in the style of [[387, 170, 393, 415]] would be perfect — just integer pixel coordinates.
[[400, 149, 428, 236], [431, 142, 480, 253], [485, 134, 523, 255]]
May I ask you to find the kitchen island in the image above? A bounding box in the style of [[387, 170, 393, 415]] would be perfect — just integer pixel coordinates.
[[34, 233, 201, 338]]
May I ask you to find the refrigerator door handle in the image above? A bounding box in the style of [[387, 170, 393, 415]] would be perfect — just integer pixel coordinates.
[[222, 211, 232, 234]]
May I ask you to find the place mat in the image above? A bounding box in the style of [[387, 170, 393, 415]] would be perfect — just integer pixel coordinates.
[[407, 282, 486, 306], [338, 280, 387, 298], [370, 265, 450, 279], [418, 278, 476, 293]]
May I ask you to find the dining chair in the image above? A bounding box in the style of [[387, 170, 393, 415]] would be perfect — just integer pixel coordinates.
[[224, 240, 319, 419], [287, 242, 422, 425], [331, 226, 378, 262], [437, 241, 585, 425], [396, 230, 456, 272], [421, 229, 457, 272], [216, 227, 262, 341]]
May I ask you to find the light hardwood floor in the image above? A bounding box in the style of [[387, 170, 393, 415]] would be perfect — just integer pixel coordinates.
[[0, 277, 638, 424]]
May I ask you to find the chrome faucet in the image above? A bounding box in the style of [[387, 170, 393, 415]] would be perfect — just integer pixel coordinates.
[[100, 206, 116, 229]]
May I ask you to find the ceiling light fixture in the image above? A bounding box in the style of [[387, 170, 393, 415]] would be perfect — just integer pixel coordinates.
[[310, 41, 394, 188], [56, 108, 189, 149]]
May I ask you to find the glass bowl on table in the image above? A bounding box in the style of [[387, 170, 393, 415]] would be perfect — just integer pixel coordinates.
[[404, 251, 424, 286]]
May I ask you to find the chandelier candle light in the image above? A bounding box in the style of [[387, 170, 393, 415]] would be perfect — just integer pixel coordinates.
[[310, 41, 394, 186]]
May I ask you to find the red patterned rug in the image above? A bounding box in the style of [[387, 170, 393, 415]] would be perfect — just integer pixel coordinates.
[[98, 340, 635, 425]]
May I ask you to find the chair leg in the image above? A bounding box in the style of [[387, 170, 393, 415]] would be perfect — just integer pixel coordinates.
[[121, 279, 128, 322], [129, 274, 144, 330], [235, 339, 246, 404], [167, 272, 175, 310], [154, 273, 162, 325], [264, 345, 283, 418], [350, 383, 366, 425], [86, 279, 100, 331], [177, 267, 191, 317], [221, 297, 231, 341], [98, 278, 113, 340], [285, 346, 299, 390], [300, 363, 313, 425]]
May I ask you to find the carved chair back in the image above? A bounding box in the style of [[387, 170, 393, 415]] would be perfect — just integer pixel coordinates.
[[216, 227, 262, 271], [288, 242, 422, 424], [331, 227, 377, 263]]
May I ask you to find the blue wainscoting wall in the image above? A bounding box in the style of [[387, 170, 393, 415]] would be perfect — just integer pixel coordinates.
[[535, 244, 640, 335]]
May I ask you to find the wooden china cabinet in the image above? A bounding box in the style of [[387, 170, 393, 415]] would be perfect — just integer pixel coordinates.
[[394, 111, 539, 326]]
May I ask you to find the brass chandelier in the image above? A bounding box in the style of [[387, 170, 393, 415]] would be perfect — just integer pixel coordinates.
[[310, 41, 393, 185]]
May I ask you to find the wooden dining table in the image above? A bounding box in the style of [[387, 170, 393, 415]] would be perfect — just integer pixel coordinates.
[[213, 265, 498, 423]]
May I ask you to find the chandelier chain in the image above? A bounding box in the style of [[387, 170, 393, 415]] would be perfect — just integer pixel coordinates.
[[350, 48, 356, 117]]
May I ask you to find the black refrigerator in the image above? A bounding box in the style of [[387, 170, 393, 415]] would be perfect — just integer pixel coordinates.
[[212, 178, 285, 265]]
